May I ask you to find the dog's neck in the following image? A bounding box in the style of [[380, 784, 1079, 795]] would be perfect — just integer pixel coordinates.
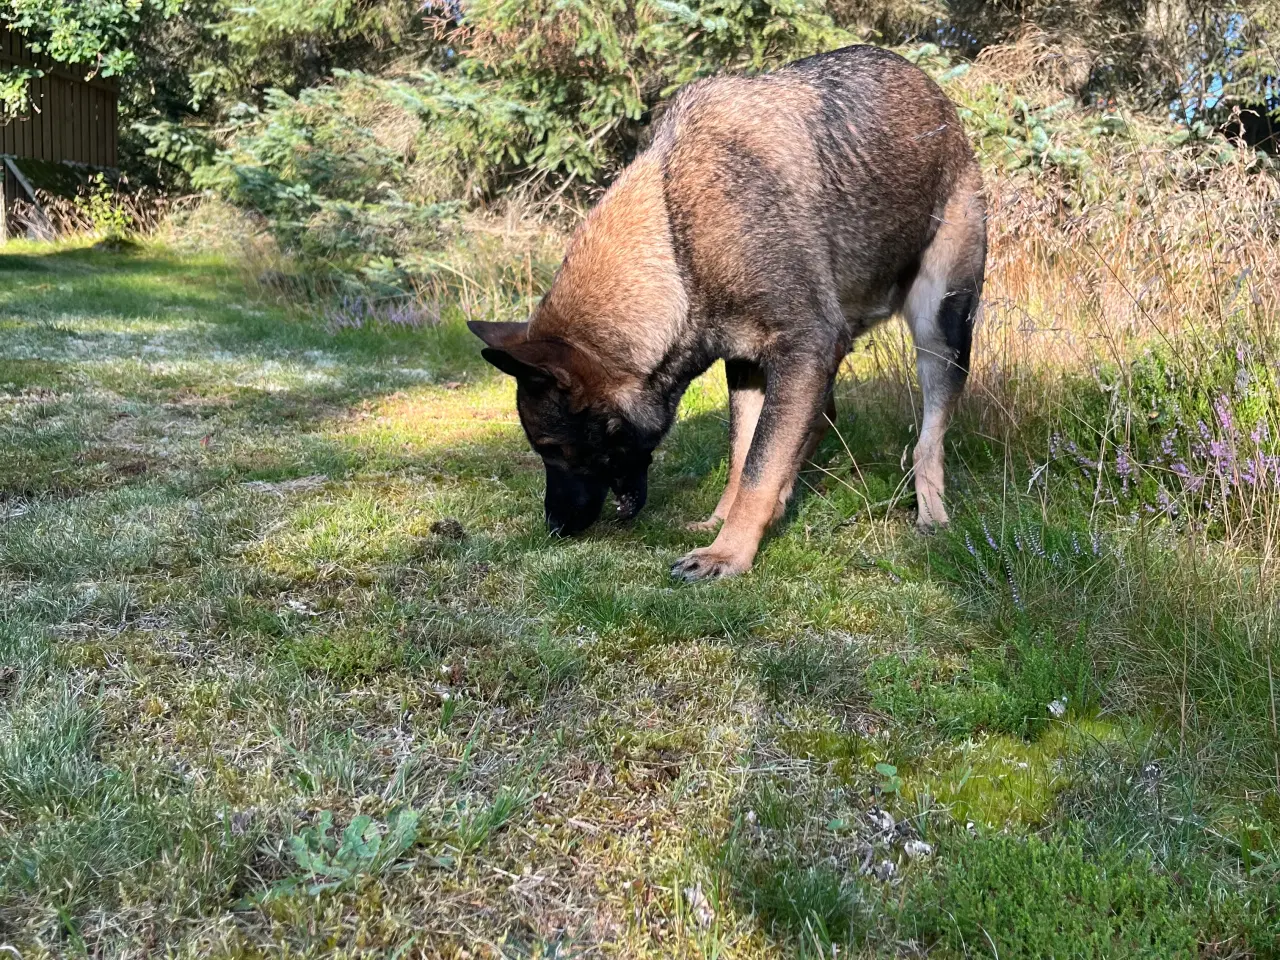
[[530, 156, 690, 416]]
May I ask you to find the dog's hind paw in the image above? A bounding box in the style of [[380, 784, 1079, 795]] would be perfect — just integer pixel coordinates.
[[914, 506, 950, 533], [914, 489, 949, 531], [671, 546, 752, 581]]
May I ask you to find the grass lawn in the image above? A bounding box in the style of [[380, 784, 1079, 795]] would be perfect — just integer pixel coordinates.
[[1, 241, 1277, 958]]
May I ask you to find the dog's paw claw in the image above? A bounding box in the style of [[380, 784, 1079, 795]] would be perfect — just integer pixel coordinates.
[[670, 547, 751, 582]]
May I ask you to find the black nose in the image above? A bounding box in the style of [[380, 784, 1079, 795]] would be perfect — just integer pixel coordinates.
[[544, 463, 607, 536]]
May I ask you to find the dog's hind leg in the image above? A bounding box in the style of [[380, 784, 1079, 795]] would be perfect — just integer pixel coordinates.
[[688, 359, 766, 532], [904, 167, 986, 530]]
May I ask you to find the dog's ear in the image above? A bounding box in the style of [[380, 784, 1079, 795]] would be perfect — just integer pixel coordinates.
[[469, 320, 542, 380], [468, 320, 528, 350], [480, 346, 542, 381], [468, 321, 605, 406]]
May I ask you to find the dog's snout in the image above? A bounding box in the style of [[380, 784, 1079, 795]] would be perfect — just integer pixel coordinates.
[[544, 463, 607, 536]]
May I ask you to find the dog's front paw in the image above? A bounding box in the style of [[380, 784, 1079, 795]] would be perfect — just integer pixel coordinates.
[[671, 546, 752, 581]]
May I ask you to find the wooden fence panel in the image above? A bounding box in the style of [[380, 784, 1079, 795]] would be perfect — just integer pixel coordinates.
[[0, 25, 118, 168]]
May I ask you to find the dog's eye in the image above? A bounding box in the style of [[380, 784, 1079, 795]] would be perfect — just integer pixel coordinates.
[[534, 440, 578, 464]]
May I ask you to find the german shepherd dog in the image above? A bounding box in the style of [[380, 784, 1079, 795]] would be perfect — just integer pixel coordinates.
[[469, 45, 986, 580]]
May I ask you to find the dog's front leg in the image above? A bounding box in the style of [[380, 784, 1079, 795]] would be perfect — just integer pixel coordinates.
[[672, 354, 834, 581], [688, 359, 766, 532]]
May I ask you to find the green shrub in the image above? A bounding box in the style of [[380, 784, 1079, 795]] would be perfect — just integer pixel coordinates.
[[197, 0, 851, 291], [195, 79, 461, 294], [449, 0, 850, 179]]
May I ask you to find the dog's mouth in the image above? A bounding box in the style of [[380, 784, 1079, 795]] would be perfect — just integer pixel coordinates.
[[611, 472, 647, 522], [609, 454, 651, 523]]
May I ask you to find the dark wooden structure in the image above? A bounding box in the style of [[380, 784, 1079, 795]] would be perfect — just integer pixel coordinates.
[[2, 25, 119, 240]]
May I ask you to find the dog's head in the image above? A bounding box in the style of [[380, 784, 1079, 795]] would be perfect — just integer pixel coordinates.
[[468, 320, 655, 535]]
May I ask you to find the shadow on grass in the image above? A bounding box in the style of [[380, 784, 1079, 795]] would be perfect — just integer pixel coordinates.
[[0, 244, 489, 375], [0, 245, 497, 497]]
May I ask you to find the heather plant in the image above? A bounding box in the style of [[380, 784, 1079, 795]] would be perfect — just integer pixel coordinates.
[[322, 293, 441, 332], [1046, 359, 1280, 542]]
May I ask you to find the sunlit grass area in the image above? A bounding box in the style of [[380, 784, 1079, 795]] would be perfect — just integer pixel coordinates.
[[1, 241, 1278, 958]]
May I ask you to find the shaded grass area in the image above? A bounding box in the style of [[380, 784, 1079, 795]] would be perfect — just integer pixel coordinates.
[[1, 243, 1277, 958]]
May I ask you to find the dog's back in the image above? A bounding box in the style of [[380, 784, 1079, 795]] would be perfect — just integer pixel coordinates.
[[652, 45, 981, 346]]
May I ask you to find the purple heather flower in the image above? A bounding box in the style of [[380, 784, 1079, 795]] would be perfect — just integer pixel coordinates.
[[1215, 395, 1236, 436], [1116, 447, 1134, 493], [964, 531, 980, 560], [1004, 559, 1023, 610], [1242, 457, 1258, 486], [1028, 528, 1046, 559], [1116, 447, 1133, 475], [982, 518, 999, 552]]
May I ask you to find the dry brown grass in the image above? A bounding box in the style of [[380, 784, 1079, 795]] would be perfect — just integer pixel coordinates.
[[975, 24, 1093, 98], [969, 143, 1280, 420], [11, 183, 191, 243]]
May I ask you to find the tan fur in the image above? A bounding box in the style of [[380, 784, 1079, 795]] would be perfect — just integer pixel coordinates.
[[531, 157, 687, 386], [690, 388, 835, 533], [674, 366, 834, 578]]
